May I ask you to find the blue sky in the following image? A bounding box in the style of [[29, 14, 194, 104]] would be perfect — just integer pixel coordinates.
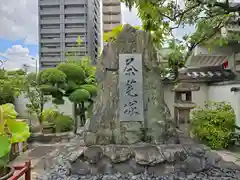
[[0, 39, 38, 57], [0, 1, 189, 71]]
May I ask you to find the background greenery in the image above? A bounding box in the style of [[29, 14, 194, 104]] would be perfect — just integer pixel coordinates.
[[190, 101, 236, 149]]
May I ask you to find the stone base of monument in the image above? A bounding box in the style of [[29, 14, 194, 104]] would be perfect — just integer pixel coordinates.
[[38, 138, 240, 180]]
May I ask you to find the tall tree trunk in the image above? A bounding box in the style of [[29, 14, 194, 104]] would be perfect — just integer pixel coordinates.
[[39, 94, 44, 124], [73, 103, 78, 133], [80, 102, 86, 126]]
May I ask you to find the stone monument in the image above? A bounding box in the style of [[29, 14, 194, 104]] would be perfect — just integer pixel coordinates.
[[84, 24, 178, 145], [38, 25, 240, 180]]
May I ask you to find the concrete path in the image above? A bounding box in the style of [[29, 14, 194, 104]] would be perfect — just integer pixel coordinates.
[[10, 142, 72, 180], [216, 150, 240, 166]]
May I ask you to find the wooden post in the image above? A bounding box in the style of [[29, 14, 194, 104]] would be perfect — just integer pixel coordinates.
[[25, 161, 31, 180], [174, 92, 182, 128]]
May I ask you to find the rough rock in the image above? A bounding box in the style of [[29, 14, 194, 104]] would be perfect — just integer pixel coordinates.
[[184, 146, 205, 157], [103, 145, 132, 163], [114, 159, 145, 174], [71, 160, 91, 176], [67, 147, 85, 163], [204, 151, 222, 166], [134, 145, 165, 165], [160, 145, 187, 163], [84, 118, 91, 131], [37, 137, 240, 180], [97, 157, 117, 175], [148, 164, 175, 176], [84, 132, 97, 146], [84, 146, 103, 164], [180, 156, 207, 173]]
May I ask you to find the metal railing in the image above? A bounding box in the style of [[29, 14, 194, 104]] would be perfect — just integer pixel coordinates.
[[9, 161, 31, 180]]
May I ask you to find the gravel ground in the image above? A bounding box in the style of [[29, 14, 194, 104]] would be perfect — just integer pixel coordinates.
[[40, 164, 240, 180]]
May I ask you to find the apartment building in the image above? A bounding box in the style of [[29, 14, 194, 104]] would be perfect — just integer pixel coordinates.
[[38, 0, 101, 69], [102, 0, 122, 33]]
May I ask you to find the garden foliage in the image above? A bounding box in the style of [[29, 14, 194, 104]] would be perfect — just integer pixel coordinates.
[[0, 104, 30, 165], [42, 108, 73, 133], [38, 58, 97, 130], [190, 101, 235, 149]]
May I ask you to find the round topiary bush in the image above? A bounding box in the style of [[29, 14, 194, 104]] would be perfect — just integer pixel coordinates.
[[69, 89, 90, 104], [42, 108, 60, 122], [190, 101, 235, 149], [54, 114, 73, 133], [38, 68, 66, 85], [57, 63, 85, 83], [80, 84, 98, 97]]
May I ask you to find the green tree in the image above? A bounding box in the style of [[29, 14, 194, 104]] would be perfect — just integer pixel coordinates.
[[24, 72, 51, 126], [166, 39, 186, 78], [0, 69, 26, 105], [122, 0, 236, 52], [104, 24, 141, 42], [119, 0, 240, 79], [38, 59, 97, 132]]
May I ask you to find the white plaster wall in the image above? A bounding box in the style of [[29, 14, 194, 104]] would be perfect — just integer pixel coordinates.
[[192, 84, 209, 108], [164, 83, 208, 117], [15, 93, 74, 120], [193, 46, 234, 56], [14, 83, 211, 121], [208, 84, 236, 103]]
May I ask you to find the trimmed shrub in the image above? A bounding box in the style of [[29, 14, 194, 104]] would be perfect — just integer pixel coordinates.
[[54, 115, 73, 133], [69, 89, 90, 104], [42, 108, 59, 122], [190, 101, 235, 149], [38, 68, 66, 85]]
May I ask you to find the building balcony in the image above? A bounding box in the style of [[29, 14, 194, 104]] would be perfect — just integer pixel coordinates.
[[103, 0, 120, 6], [65, 47, 86, 52], [41, 47, 61, 52], [65, 37, 86, 43], [65, 18, 86, 24], [40, 38, 60, 43], [103, 5, 121, 13], [39, 0, 60, 6], [40, 56, 61, 62], [41, 28, 60, 34], [103, 7, 121, 15], [103, 15, 121, 23], [39, 10, 60, 15], [64, 8, 86, 14], [40, 19, 60, 24], [103, 24, 120, 32], [64, 0, 87, 5], [65, 28, 86, 33]]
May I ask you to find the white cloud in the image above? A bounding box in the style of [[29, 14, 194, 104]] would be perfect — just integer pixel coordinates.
[[0, 45, 38, 72], [121, 3, 142, 26], [0, 0, 38, 44], [0, 1, 140, 45]]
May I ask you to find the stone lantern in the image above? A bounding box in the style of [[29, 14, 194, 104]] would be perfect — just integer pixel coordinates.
[[172, 83, 200, 139]]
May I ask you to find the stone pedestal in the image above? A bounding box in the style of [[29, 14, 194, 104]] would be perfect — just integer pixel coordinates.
[[38, 139, 240, 179]]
